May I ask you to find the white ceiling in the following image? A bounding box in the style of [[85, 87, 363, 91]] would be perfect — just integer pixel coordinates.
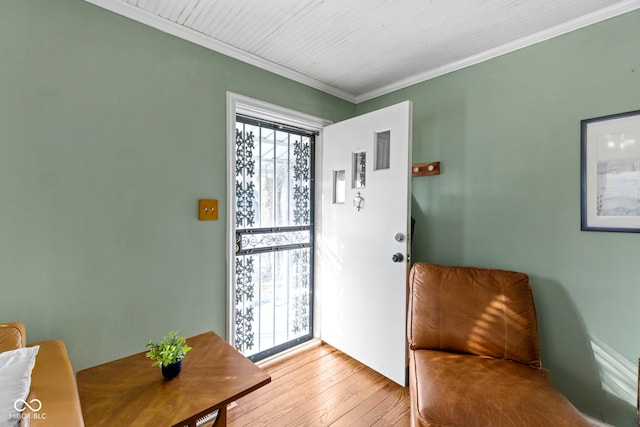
[[85, 0, 640, 103]]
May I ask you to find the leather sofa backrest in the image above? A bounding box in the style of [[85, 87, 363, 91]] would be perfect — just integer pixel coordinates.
[[0, 322, 26, 352], [408, 263, 541, 368]]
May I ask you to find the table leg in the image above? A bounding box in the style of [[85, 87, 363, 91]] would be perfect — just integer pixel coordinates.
[[212, 406, 227, 426]]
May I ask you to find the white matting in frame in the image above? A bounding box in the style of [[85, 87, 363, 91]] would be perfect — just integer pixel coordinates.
[[581, 109, 640, 232]]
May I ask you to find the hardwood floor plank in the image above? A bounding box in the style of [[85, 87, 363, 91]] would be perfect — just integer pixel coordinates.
[[229, 344, 336, 415], [226, 343, 410, 427], [231, 348, 356, 413], [274, 364, 385, 426], [259, 342, 335, 380], [371, 386, 411, 426], [229, 350, 366, 426], [331, 381, 406, 426]]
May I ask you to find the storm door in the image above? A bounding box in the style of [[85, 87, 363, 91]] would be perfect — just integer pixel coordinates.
[[232, 114, 314, 361]]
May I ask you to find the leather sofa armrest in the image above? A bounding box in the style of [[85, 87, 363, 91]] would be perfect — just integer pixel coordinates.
[[0, 322, 26, 351], [24, 339, 85, 426]]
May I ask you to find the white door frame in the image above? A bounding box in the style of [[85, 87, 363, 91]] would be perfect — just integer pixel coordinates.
[[225, 92, 331, 344]]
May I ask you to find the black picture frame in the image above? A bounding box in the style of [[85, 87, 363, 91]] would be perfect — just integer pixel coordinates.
[[581, 109, 640, 232]]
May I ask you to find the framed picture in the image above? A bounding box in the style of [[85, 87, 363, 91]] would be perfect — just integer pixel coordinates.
[[581, 109, 640, 232]]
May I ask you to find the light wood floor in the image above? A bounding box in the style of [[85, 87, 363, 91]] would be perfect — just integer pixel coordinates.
[[226, 343, 410, 427]]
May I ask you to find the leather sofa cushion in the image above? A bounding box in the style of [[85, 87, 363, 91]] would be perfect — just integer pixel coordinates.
[[409, 349, 590, 427], [408, 263, 540, 368], [0, 322, 26, 352]]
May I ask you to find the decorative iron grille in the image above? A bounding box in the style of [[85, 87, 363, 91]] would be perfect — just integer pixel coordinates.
[[233, 116, 314, 360]]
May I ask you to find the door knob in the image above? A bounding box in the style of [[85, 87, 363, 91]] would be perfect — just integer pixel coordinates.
[[392, 253, 404, 263]]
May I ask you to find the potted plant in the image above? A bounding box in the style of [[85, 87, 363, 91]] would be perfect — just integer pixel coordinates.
[[146, 331, 192, 379]]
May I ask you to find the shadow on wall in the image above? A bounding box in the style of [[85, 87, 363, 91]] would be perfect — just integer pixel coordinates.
[[530, 276, 636, 427], [410, 191, 465, 266]]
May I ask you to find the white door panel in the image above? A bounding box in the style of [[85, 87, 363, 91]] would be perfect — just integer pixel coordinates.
[[317, 101, 412, 385]]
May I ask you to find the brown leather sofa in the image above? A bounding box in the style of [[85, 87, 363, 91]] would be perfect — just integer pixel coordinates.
[[407, 263, 590, 427], [0, 322, 84, 426]]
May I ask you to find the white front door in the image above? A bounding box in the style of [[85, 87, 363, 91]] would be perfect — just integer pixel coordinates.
[[317, 101, 412, 386]]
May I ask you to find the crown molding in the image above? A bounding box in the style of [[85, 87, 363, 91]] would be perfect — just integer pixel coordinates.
[[355, 0, 640, 103], [82, 0, 357, 103]]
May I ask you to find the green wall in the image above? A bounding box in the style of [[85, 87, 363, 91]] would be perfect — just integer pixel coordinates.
[[0, 0, 353, 370], [358, 10, 640, 426], [3, 0, 639, 424]]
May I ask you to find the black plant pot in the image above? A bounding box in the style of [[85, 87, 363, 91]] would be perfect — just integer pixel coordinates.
[[161, 360, 182, 379]]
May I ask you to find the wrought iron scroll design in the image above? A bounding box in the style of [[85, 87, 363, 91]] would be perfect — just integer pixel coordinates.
[[293, 139, 311, 225], [291, 249, 310, 334], [236, 128, 256, 228], [234, 256, 255, 352], [236, 227, 311, 254], [234, 125, 256, 352]]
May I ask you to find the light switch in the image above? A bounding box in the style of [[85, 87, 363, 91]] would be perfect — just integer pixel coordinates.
[[199, 199, 218, 221]]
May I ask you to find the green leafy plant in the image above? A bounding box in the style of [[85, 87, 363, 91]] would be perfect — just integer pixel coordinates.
[[146, 331, 192, 368]]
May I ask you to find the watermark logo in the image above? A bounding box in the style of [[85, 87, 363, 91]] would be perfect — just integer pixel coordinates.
[[14, 399, 42, 412], [10, 399, 46, 421]]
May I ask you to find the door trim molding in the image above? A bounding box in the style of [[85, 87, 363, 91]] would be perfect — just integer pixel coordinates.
[[225, 92, 331, 344]]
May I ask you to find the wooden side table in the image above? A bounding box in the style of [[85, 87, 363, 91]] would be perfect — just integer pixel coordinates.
[[77, 331, 270, 426]]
